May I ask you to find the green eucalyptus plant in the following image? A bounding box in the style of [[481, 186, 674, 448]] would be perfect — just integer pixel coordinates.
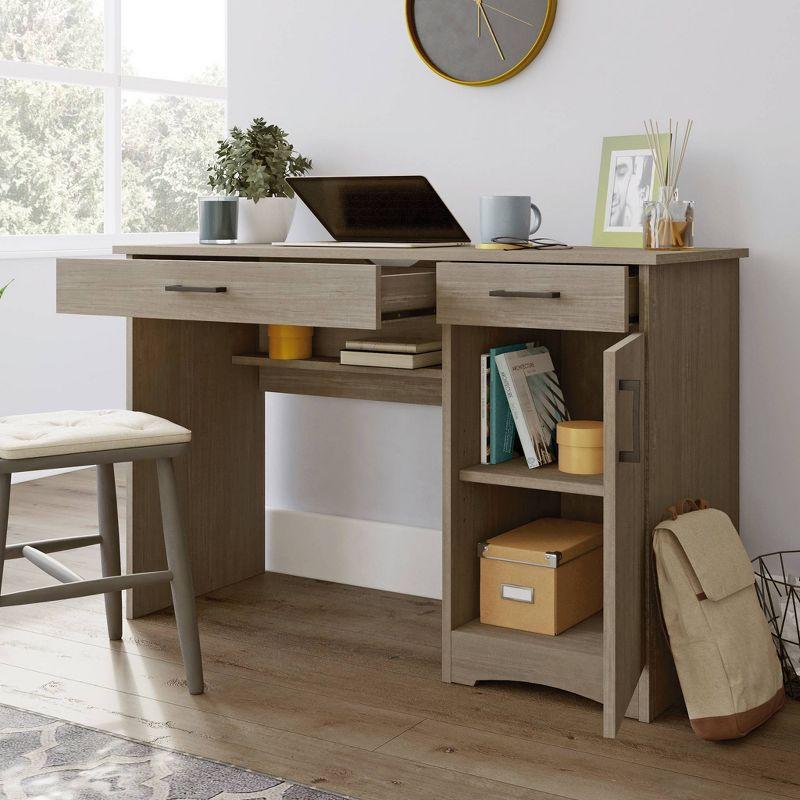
[[207, 118, 312, 202], [0, 280, 13, 300]]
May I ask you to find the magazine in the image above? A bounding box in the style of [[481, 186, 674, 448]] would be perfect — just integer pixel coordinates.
[[494, 344, 568, 468]]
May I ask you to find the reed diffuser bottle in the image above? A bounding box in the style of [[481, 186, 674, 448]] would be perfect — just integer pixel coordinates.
[[644, 187, 695, 248], [643, 119, 694, 249]]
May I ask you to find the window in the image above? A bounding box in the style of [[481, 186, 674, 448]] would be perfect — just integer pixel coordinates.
[[0, 0, 226, 244]]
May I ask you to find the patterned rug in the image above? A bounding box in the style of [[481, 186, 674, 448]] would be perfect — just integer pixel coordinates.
[[0, 704, 352, 800]]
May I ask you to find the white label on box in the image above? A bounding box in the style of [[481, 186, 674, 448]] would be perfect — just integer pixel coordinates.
[[501, 583, 534, 603]]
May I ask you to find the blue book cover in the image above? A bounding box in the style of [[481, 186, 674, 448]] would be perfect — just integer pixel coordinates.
[[489, 342, 527, 463]]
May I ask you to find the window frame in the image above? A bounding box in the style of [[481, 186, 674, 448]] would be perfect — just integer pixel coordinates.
[[0, 0, 227, 254]]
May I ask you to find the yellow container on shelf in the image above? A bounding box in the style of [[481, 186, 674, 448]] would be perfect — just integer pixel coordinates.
[[267, 325, 313, 360], [557, 420, 603, 475]]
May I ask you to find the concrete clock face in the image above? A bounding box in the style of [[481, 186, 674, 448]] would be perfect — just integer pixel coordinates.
[[406, 0, 556, 86]]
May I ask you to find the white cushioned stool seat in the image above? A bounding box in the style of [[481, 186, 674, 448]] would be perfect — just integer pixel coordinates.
[[0, 410, 191, 460]]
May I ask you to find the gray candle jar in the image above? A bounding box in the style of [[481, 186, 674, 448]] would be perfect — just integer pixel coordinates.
[[198, 196, 239, 244]]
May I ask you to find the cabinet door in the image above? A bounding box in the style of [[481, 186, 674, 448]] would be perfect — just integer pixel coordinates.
[[603, 332, 645, 737]]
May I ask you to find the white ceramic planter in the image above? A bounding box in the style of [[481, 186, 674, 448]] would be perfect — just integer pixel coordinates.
[[237, 196, 297, 243]]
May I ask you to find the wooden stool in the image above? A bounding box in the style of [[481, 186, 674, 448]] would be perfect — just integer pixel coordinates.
[[0, 410, 204, 695]]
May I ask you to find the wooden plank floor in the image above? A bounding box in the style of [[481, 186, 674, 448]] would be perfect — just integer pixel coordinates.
[[0, 470, 798, 800]]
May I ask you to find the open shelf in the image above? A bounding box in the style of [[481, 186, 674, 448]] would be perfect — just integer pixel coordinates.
[[232, 354, 442, 406], [450, 613, 604, 703], [233, 353, 441, 375], [459, 459, 603, 496]]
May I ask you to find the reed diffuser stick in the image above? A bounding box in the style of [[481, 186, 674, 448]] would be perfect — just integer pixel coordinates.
[[644, 117, 693, 198], [667, 119, 672, 187], [643, 120, 667, 188], [672, 119, 693, 189], [643, 118, 694, 248], [655, 119, 663, 171], [668, 119, 677, 188]]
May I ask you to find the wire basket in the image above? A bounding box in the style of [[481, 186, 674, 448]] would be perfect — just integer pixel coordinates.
[[753, 550, 800, 699]]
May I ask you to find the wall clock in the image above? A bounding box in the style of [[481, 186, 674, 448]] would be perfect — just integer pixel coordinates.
[[406, 0, 556, 87]]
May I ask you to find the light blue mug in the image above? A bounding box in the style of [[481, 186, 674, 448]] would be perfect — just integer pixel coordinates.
[[480, 195, 542, 244]]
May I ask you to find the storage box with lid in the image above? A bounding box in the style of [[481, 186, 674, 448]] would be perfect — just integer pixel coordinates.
[[479, 517, 603, 635]]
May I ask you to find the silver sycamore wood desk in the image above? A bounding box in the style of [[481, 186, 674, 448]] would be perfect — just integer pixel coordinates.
[[56, 243, 746, 737]]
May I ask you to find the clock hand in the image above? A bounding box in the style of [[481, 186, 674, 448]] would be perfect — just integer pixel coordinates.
[[477, 1, 481, 36], [476, 0, 505, 60], [482, 2, 538, 27]]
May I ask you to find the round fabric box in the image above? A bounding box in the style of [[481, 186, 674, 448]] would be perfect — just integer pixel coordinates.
[[556, 420, 603, 475]]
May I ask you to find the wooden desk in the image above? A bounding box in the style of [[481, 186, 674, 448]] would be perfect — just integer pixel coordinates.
[[56, 243, 746, 737]]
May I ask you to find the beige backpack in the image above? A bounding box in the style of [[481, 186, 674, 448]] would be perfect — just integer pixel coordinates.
[[653, 500, 785, 740]]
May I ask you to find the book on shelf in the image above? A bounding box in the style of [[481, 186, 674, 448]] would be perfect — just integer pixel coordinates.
[[480, 353, 490, 463], [344, 337, 442, 354], [494, 344, 569, 469], [339, 349, 442, 369], [488, 342, 526, 464]]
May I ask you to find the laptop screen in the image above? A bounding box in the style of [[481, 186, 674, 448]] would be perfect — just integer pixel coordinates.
[[286, 176, 469, 243]]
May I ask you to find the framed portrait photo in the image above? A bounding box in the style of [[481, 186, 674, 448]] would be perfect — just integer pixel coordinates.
[[592, 133, 670, 247]]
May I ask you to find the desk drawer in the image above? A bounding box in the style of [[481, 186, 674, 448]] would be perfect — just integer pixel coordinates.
[[56, 258, 435, 330], [436, 262, 631, 332]]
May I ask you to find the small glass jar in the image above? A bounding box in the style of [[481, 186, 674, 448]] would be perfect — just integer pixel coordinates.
[[643, 187, 694, 249]]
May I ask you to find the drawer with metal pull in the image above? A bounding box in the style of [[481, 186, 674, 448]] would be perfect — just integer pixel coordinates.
[[435, 262, 634, 332], [56, 257, 435, 330]]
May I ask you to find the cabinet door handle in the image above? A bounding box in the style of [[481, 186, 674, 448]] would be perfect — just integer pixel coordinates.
[[488, 289, 561, 299], [165, 285, 227, 293], [618, 379, 641, 463]]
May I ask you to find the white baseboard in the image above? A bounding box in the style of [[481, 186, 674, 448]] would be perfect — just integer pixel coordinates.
[[6, 475, 442, 597], [266, 507, 442, 599]]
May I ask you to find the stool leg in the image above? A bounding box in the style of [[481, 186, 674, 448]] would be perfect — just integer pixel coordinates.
[[0, 473, 10, 595], [156, 457, 204, 695], [97, 463, 122, 641]]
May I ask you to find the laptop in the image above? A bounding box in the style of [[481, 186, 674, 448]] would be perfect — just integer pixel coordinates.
[[280, 175, 470, 248]]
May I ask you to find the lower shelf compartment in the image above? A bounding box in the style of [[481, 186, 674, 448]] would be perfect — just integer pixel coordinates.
[[232, 354, 442, 405], [450, 613, 604, 704]]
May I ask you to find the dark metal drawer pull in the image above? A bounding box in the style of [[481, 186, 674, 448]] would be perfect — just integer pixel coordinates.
[[165, 285, 227, 294], [489, 289, 561, 299]]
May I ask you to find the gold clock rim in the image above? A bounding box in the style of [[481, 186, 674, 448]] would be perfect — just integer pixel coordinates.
[[405, 0, 557, 87]]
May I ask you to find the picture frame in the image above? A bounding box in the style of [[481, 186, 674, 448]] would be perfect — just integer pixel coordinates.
[[592, 133, 670, 247]]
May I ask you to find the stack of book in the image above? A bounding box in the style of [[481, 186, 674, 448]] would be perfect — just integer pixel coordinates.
[[340, 337, 442, 369], [481, 342, 568, 469]]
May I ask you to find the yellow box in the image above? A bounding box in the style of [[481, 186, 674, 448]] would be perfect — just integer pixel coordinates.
[[268, 324, 313, 360], [480, 518, 603, 635], [557, 420, 603, 475]]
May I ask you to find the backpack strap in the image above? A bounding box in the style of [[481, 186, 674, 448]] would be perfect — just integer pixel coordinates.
[[651, 535, 673, 648]]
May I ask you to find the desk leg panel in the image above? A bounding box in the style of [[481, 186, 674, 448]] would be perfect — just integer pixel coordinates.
[[126, 318, 265, 619], [638, 259, 739, 721]]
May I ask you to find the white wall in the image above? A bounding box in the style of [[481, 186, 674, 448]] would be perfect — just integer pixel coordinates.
[[229, 0, 800, 559], [0, 255, 126, 483]]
